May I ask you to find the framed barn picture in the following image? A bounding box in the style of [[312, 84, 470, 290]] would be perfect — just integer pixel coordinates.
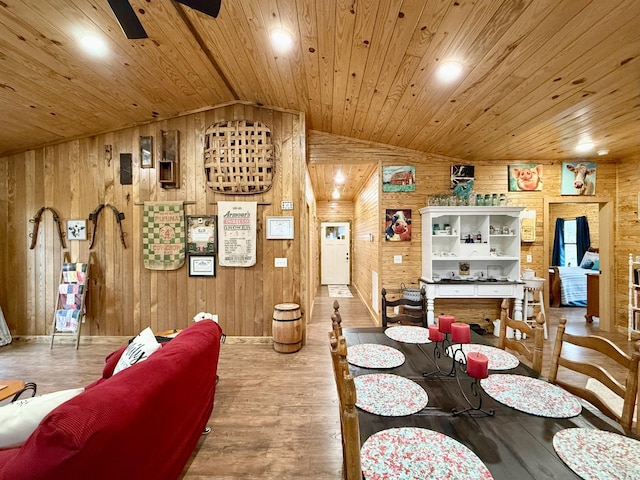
[[382, 166, 415, 192]]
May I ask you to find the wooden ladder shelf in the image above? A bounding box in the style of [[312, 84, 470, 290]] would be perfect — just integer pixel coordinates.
[[50, 262, 89, 349]]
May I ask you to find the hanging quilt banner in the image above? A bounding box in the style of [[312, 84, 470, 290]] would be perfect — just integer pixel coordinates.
[[143, 201, 186, 270], [218, 201, 257, 267]]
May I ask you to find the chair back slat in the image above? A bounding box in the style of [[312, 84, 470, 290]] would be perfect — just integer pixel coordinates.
[[328, 302, 362, 480], [549, 316, 640, 431], [381, 287, 427, 329], [497, 299, 544, 373]]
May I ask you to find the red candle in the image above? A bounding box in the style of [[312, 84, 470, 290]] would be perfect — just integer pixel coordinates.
[[467, 352, 489, 379], [428, 325, 444, 342], [438, 315, 455, 333], [451, 322, 471, 344]]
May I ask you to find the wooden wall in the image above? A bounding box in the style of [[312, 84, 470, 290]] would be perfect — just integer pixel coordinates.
[[614, 156, 640, 332], [316, 201, 354, 222], [0, 103, 307, 338], [353, 169, 380, 319]]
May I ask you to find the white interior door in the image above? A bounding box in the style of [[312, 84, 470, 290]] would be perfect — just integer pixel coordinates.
[[321, 222, 350, 285]]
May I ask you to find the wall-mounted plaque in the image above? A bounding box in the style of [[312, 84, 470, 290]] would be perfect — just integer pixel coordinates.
[[186, 215, 217, 254], [140, 136, 153, 168]]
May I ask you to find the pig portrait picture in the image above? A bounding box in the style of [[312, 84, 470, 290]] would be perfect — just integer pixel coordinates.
[[508, 164, 543, 191]]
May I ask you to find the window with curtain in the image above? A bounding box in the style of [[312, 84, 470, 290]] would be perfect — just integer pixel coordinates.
[[563, 219, 578, 266], [552, 216, 590, 266]]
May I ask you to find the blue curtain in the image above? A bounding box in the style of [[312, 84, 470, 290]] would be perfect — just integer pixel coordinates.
[[576, 215, 591, 263], [552, 218, 564, 266]]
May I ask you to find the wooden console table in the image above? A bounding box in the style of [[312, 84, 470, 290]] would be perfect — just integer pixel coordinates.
[[586, 272, 600, 323]]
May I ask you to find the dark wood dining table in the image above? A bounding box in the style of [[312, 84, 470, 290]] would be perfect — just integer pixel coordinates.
[[344, 327, 635, 480]]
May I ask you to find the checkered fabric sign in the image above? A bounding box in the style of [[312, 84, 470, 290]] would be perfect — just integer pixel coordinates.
[[143, 201, 185, 270]]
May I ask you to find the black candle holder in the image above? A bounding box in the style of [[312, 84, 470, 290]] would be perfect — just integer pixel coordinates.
[[422, 335, 467, 377], [451, 369, 495, 417]]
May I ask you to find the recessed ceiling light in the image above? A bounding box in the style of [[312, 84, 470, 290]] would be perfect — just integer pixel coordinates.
[[331, 187, 340, 200], [575, 142, 595, 153], [334, 170, 345, 184], [79, 34, 108, 57], [270, 29, 293, 54], [597, 149, 609, 156], [436, 61, 463, 82]]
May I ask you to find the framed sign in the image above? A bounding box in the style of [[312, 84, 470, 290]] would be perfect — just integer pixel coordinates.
[[266, 216, 294, 239], [140, 136, 154, 168], [186, 215, 217, 254], [67, 220, 87, 241], [189, 255, 215, 277]]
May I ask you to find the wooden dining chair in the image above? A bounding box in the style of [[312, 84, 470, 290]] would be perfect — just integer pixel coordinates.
[[381, 287, 427, 329], [548, 316, 640, 431], [331, 300, 343, 336], [497, 298, 545, 374], [329, 331, 362, 480]]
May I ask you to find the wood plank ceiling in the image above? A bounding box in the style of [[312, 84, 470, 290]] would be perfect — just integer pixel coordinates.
[[1, 0, 638, 201]]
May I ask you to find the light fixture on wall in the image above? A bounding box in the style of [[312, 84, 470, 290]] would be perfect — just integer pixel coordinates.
[[436, 61, 463, 82], [331, 187, 340, 200]]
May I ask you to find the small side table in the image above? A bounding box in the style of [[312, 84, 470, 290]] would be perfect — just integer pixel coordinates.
[[586, 272, 600, 323], [0, 380, 25, 402]]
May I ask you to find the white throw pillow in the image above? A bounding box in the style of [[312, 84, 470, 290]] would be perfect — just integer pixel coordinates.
[[0, 388, 84, 449], [113, 327, 161, 375], [579, 251, 599, 268]]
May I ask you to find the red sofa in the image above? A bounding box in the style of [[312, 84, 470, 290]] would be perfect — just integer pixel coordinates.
[[0, 320, 223, 480]]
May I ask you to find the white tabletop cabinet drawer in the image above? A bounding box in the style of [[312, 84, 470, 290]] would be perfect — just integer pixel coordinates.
[[476, 284, 516, 297], [435, 284, 476, 297]]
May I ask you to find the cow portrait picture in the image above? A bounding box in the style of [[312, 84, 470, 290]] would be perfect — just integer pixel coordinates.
[[508, 164, 543, 191], [561, 161, 597, 196], [385, 209, 412, 242], [382, 166, 416, 192]]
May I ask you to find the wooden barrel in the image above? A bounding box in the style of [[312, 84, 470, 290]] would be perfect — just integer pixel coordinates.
[[272, 303, 302, 353]]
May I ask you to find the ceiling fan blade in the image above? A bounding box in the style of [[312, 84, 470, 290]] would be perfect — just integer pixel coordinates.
[[175, 0, 222, 18], [108, 0, 148, 39]]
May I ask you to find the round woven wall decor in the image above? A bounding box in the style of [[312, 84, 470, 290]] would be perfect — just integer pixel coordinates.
[[204, 120, 274, 194]]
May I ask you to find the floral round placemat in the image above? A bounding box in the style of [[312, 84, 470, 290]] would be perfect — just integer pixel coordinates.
[[481, 374, 582, 418], [347, 343, 405, 369], [354, 373, 428, 416], [553, 428, 640, 480], [384, 325, 431, 344], [361, 427, 494, 479], [445, 344, 519, 370]]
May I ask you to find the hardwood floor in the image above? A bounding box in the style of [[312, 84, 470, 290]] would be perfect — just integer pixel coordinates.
[[0, 288, 635, 479]]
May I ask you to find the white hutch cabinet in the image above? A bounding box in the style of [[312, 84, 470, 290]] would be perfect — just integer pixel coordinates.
[[419, 206, 525, 326]]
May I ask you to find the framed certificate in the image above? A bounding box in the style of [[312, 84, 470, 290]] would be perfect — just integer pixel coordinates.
[[266, 216, 294, 240], [186, 215, 217, 254], [189, 255, 215, 277]]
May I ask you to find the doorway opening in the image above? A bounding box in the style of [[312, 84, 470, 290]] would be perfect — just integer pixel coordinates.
[[544, 198, 613, 331], [320, 222, 351, 285]]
